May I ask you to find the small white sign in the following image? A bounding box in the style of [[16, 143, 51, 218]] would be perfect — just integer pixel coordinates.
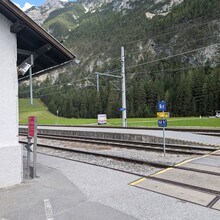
[[98, 114, 107, 125]]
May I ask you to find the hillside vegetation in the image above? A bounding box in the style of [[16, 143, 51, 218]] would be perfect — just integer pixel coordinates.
[[43, 2, 85, 41], [19, 99, 220, 127], [20, 0, 220, 119]]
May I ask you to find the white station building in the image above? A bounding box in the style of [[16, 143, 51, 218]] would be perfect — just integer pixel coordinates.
[[0, 0, 75, 189]]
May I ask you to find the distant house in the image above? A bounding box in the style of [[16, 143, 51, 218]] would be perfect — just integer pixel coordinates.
[[216, 110, 220, 118], [0, 0, 75, 189]]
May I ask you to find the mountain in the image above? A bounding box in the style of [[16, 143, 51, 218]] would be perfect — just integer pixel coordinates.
[[26, 0, 68, 24], [26, 0, 185, 34], [77, 0, 184, 13], [37, 0, 220, 67], [20, 0, 220, 118]]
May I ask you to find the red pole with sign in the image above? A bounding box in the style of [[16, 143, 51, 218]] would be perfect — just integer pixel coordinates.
[[27, 116, 37, 178], [28, 116, 35, 137]]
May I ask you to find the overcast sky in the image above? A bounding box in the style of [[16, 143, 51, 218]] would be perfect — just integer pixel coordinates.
[[13, 0, 73, 11]]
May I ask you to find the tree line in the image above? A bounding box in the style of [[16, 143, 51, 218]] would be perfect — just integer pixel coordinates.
[[19, 65, 220, 118]]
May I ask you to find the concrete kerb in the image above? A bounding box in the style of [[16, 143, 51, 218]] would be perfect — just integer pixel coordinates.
[[19, 127, 214, 147]]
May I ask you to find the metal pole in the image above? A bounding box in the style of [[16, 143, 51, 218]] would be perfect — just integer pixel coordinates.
[[97, 73, 100, 92], [29, 66, 33, 105], [27, 137, 31, 177], [56, 110, 59, 125], [29, 55, 34, 105], [33, 117, 37, 178], [121, 46, 127, 127], [163, 127, 166, 156]]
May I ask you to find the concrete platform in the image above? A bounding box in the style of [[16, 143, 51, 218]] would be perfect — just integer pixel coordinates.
[[189, 156, 220, 168], [212, 199, 220, 211], [132, 178, 216, 206], [131, 153, 220, 211], [180, 162, 220, 173], [1, 153, 220, 219], [153, 168, 220, 192], [19, 126, 220, 147], [0, 161, 135, 220]]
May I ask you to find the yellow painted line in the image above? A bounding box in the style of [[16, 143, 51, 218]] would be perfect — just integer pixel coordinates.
[[174, 155, 207, 167], [152, 167, 173, 176], [130, 177, 145, 186], [130, 149, 220, 186], [153, 154, 209, 176], [174, 147, 220, 168], [210, 149, 220, 155]]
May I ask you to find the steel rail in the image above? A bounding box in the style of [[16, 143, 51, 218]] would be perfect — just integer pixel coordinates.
[[19, 133, 217, 155], [20, 140, 220, 177], [148, 176, 220, 195], [20, 140, 170, 168]]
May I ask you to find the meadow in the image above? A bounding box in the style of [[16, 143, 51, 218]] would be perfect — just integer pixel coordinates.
[[19, 99, 220, 128]]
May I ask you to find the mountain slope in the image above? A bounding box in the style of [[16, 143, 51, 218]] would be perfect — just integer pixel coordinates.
[[41, 0, 220, 74], [43, 2, 85, 40], [26, 0, 68, 24], [20, 0, 220, 118]]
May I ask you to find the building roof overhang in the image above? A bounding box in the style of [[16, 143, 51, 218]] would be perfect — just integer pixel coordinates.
[[0, 0, 76, 79]]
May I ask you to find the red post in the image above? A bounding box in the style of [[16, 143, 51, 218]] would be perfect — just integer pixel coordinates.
[[27, 116, 37, 178], [28, 116, 35, 137]]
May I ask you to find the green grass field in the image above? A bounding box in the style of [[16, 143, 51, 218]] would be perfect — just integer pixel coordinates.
[[19, 98, 220, 128]]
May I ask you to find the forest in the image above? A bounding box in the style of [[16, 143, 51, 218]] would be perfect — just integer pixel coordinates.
[[19, 64, 220, 118]]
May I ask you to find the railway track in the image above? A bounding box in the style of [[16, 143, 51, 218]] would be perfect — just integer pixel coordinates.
[[19, 139, 220, 178], [19, 130, 219, 178], [20, 140, 169, 168], [19, 131, 220, 200], [19, 132, 218, 155], [19, 128, 220, 212]]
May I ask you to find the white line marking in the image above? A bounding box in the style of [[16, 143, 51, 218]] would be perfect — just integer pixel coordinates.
[[44, 199, 54, 220]]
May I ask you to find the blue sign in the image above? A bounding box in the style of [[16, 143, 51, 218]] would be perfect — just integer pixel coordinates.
[[120, 108, 126, 111], [158, 119, 167, 127], [158, 101, 166, 112]]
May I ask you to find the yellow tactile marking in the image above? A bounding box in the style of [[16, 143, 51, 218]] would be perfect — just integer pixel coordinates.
[[130, 149, 220, 186], [130, 177, 145, 186]]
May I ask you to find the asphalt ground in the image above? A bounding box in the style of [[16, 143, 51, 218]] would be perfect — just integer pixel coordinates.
[[1, 153, 219, 220]]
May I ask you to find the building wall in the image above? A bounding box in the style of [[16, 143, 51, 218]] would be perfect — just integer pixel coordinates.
[[0, 13, 22, 188]]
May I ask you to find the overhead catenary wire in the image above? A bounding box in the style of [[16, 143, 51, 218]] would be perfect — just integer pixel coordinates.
[[124, 10, 220, 46], [126, 62, 220, 77], [20, 81, 73, 95], [125, 42, 220, 70], [19, 68, 121, 96], [19, 76, 97, 95], [20, 42, 220, 96], [86, 14, 220, 69], [127, 34, 220, 56]]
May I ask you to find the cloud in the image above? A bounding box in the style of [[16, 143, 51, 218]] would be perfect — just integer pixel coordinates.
[[13, 2, 34, 11], [22, 2, 34, 11]]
